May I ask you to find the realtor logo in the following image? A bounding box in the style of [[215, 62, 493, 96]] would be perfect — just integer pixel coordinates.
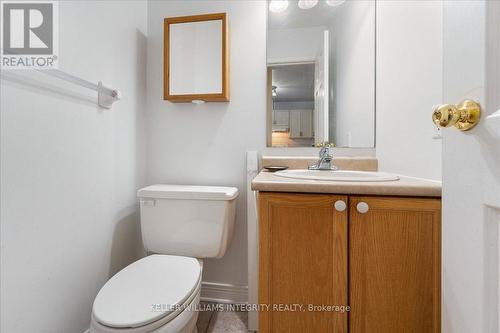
[[1, 1, 58, 68]]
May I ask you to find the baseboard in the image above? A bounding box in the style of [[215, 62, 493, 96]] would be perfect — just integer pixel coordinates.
[[200, 281, 248, 304]]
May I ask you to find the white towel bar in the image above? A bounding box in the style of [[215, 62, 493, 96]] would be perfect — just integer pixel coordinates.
[[37, 69, 121, 109]]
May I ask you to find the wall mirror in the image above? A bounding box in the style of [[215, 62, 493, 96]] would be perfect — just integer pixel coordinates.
[[164, 13, 229, 102], [267, 0, 375, 148]]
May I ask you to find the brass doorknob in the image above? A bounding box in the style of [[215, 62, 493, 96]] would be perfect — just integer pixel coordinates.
[[432, 99, 481, 131]]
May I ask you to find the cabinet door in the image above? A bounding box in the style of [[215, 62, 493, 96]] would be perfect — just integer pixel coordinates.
[[259, 192, 348, 333], [349, 196, 441, 333], [289, 111, 301, 138], [275, 110, 289, 126], [272, 110, 290, 131], [289, 110, 313, 138], [300, 110, 313, 138]]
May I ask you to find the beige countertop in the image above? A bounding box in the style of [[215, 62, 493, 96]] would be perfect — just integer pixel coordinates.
[[251, 171, 442, 198]]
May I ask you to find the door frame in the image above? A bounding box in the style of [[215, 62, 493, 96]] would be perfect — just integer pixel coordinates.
[[266, 60, 316, 148]]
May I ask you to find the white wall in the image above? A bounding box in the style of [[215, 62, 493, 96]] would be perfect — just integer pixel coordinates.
[[376, 0, 443, 180], [267, 26, 324, 63], [329, 0, 375, 148], [274, 100, 314, 110], [146, 1, 267, 289], [0, 1, 147, 332]]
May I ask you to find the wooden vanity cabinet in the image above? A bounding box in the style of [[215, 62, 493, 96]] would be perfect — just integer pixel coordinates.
[[349, 196, 441, 333], [259, 193, 349, 333], [258, 192, 441, 333]]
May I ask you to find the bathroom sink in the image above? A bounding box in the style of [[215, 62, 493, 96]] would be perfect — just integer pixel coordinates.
[[274, 169, 400, 182]]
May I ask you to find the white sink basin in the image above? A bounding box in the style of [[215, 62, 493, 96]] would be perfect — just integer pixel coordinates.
[[274, 169, 400, 182]]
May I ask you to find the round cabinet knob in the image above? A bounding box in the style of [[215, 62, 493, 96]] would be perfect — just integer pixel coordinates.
[[356, 202, 369, 214], [334, 200, 346, 212]]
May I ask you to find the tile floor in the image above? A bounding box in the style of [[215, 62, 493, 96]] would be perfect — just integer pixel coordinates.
[[196, 303, 248, 333]]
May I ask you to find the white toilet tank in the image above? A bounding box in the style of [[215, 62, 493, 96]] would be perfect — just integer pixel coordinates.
[[137, 184, 238, 258]]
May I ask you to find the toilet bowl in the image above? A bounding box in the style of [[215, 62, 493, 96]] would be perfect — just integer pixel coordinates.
[[89, 185, 239, 333]]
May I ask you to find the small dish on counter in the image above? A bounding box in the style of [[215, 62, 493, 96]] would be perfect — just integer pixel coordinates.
[[263, 166, 289, 172]]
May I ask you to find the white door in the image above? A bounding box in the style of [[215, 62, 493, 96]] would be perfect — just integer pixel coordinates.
[[442, 1, 500, 332], [314, 30, 329, 145]]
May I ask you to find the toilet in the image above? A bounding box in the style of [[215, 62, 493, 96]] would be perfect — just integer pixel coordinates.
[[89, 184, 239, 333]]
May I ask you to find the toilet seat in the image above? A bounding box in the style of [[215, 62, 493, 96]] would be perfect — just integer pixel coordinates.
[[90, 282, 200, 333], [92, 255, 201, 330]]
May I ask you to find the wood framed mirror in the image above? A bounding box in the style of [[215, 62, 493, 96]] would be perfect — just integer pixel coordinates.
[[164, 13, 229, 102]]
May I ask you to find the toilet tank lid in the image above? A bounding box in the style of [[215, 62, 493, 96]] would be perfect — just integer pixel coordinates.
[[137, 184, 239, 201]]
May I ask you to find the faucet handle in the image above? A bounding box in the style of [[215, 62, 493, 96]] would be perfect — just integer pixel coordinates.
[[319, 146, 334, 159]]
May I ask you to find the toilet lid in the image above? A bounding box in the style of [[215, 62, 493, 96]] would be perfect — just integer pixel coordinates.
[[92, 254, 201, 328]]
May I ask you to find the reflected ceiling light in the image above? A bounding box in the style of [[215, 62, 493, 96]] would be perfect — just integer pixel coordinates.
[[298, 0, 319, 9], [269, 0, 289, 13], [326, 0, 346, 6], [272, 85, 277, 97]]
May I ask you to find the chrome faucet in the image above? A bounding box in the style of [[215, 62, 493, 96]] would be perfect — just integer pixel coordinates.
[[309, 144, 338, 170]]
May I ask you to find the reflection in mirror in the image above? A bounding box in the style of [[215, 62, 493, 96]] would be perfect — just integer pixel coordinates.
[[271, 64, 315, 147], [267, 0, 375, 148]]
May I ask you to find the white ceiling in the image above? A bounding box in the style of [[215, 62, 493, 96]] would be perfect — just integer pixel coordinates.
[[271, 63, 314, 102], [268, 1, 340, 30]]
